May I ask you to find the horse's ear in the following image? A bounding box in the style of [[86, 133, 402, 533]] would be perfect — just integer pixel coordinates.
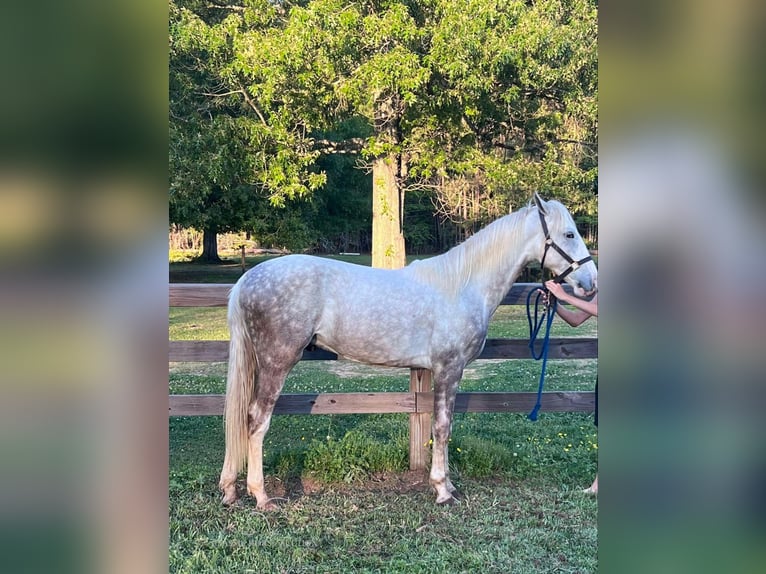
[[533, 192, 547, 215]]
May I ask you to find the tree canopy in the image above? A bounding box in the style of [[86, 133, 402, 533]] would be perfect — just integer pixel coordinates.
[[169, 0, 597, 260]]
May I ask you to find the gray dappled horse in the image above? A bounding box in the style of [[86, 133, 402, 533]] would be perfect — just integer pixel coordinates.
[[220, 193, 597, 509]]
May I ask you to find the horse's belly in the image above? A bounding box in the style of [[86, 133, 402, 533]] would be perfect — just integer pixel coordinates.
[[313, 332, 431, 369], [311, 274, 453, 368]]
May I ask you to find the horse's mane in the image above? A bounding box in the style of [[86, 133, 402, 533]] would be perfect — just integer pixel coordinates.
[[406, 199, 574, 297], [406, 203, 527, 296]]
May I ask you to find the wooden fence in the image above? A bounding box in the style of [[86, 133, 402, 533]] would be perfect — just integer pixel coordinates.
[[169, 282, 597, 470]]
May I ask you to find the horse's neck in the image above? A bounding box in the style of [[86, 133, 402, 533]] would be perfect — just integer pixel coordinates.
[[483, 257, 528, 308], [417, 211, 535, 312], [464, 236, 530, 313]]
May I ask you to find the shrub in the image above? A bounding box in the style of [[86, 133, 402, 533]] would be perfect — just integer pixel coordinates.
[[304, 430, 407, 483]]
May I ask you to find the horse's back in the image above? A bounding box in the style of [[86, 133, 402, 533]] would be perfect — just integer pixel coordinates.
[[233, 254, 443, 367], [234, 254, 387, 320]]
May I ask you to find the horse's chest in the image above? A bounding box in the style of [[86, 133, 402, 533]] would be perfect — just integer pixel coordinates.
[[434, 312, 487, 357]]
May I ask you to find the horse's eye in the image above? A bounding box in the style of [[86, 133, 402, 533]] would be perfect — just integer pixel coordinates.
[[565, 232, 575, 239]]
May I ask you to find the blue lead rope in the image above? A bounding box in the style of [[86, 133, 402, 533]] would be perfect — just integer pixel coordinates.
[[526, 288, 558, 421]]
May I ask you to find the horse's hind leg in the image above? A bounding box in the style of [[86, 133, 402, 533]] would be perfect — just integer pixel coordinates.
[[219, 457, 239, 506], [246, 366, 290, 511]]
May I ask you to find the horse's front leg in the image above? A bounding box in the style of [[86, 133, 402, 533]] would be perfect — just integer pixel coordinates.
[[429, 364, 462, 505]]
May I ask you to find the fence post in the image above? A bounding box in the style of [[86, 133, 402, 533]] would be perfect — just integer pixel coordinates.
[[409, 368, 432, 471], [240, 245, 246, 275]]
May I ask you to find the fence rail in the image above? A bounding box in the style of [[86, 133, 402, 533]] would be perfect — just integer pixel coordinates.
[[168, 390, 594, 417], [168, 337, 597, 362], [169, 282, 597, 470]]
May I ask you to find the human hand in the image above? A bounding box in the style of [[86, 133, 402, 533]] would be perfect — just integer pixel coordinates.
[[536, 287, 551, 306], [544, 280, 567, 301]]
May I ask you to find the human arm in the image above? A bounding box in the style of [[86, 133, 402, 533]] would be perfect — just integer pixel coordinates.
[[544, 280, 598, 326]]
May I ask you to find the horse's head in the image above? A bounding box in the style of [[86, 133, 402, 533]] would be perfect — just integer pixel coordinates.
[[531, 192, 598, 297]]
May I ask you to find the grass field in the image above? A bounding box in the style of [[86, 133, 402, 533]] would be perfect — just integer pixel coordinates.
[[169, 257, 598, 573]]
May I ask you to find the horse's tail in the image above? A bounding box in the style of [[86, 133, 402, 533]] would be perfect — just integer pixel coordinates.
[[223, 280, 256, 476]]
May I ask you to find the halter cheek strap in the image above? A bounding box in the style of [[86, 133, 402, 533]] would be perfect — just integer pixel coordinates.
[[537, 209, 593, 285]]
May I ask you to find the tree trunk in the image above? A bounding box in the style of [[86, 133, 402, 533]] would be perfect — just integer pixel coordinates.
[[371, 154, 406, 269], [200, 227, 222, 263], [371, 95, 406, 269]]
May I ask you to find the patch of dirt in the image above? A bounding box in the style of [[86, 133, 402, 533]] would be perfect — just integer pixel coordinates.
[[263, 470, 431, 501]]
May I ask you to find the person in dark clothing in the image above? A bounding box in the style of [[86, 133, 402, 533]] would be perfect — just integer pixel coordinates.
[[543, 280, 599, 494]]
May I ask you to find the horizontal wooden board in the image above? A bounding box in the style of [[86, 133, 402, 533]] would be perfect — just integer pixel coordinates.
[[168, 391, 594, 416], [169, 338, 597, 363], [169, 282, 585, 308], [169, 340, 229, 362], [273, 392, 415, 414], [168, 340, 338, 362], [478, 337, 597, 360], [169, 283, 231, 307], [417, 391, 595, 413], [169, 392, 415, 416], [169, 394, 224, 416]]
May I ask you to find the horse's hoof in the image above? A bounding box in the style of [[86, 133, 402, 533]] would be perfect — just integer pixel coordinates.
[[256, 499, 280, 512], [436, 495, 458, 506], [221, 491, 238, 506]]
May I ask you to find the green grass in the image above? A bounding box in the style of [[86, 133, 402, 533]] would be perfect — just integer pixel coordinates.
[[169, 258, 597, 573], [169, 468, 596, 573], [169, 356, 598, 574], [170, 405, 597, 573]]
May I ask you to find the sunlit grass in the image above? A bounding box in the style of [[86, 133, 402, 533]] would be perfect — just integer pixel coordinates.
[[169, 257, 598, 573], [170, 404, 598, 573]]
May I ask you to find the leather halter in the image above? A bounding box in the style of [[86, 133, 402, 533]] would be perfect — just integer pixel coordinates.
[[537, 208, 593, 284]]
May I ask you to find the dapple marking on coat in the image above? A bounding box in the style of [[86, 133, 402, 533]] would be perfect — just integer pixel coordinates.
[[219, 194, 597, 509]]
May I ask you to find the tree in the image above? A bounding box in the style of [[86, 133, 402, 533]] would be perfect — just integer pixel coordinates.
[[169, 0, 598, 263], [407, 0, 598, 232], [217, 0, 429, 268], [169, 0, 325, 261], [169, 115, 260, 262]]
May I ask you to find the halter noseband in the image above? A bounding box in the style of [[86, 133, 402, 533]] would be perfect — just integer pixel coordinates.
[[537, 208, 592, 285]]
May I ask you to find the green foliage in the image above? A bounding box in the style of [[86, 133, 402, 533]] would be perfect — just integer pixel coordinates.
[[304, 430, 408, 483], [170, 0, 598, 253], [272, 448, 306, 482], [170, 0, 327, 241], [168, 249, 199, 263], [408, 0, 598, 226]]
